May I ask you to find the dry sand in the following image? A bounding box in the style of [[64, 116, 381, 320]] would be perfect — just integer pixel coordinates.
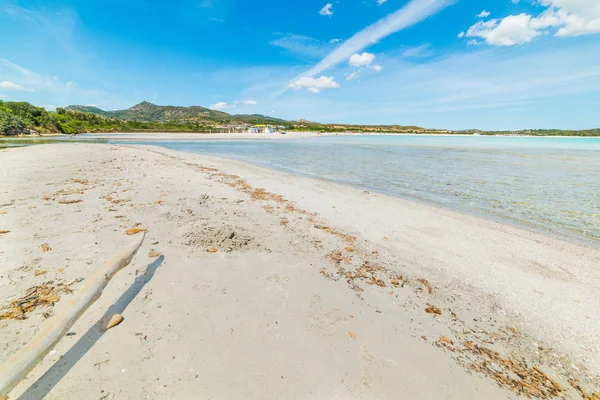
[[0, 143, 599, 399]]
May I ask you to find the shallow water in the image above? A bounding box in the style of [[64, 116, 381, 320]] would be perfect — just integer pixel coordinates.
[[4, 135, 599, 243]]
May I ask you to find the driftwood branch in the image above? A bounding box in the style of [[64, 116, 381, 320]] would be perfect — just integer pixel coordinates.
[[0, 233, 145, 398]]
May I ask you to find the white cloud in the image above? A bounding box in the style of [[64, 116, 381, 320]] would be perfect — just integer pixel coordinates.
[[281, 0, 454, 96], [458, 31, 465, 38], [86, 103, 97, 107], [330, 38, 341, 44], [462, 0, 600, 46], [349, 52, 376, 67], [371, 65, 382, 72], [241, 99, 257, 105], [288, 76, 340, 93], [477, 10, 490, 18], [210, 102, 233, 110], [377, 0, 387, 5], [0, 80, 34, 92], [466, 13, 563, 46], [319, 3, 333, 16], [346, 71, 360, 80]]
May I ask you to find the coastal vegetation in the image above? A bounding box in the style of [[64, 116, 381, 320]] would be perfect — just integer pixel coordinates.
[[1, 100, 599, 136], [0, 100, 218, 135]]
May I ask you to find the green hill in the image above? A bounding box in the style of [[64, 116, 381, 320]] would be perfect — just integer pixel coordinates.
[[65, 101, 287, 125], [64, 105, 107, 115]]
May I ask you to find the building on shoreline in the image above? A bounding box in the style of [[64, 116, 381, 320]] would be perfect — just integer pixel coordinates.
[[248, 124, 276, 134]]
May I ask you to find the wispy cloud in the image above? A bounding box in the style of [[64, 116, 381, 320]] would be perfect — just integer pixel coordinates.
[[281, 0, 455, 95], [269, 34, 332, 59], [211, 99, 258, 110], [0, 80, 34, 92], [0, 58, 97, 97], [400, 43, 433, 57], [346, 70, 360, 80]]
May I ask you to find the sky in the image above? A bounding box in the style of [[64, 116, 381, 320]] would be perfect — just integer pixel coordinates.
[[0, 0, 599, 130]]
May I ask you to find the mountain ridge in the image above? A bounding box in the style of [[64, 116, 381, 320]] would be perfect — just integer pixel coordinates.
[[65, 102, 287, 125]]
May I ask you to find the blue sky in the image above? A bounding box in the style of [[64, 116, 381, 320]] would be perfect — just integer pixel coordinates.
[[1, 0, 599, 130]]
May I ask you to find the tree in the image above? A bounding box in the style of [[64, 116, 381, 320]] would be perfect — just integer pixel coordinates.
[[0, 109, 26, 135]]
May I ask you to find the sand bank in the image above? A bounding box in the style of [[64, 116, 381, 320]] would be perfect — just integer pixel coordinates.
[[0, 143, 598, 399]]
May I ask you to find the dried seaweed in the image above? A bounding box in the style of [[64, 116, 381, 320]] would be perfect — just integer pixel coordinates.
[[314, 224, 356, 244], [125, 228, 146, 235], [425, 304, 442, 315], [0, 282, 74, 320], [58, 199, 83, 204], [461, 341, 564, 399], [417, 278, 433, 294], [250, 188, 286, 203], [569, 379, 600, 400]]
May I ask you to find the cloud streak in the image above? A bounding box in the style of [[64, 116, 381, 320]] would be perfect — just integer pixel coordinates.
[[1, 80, 34, 92], [286, 0, 454, 89]]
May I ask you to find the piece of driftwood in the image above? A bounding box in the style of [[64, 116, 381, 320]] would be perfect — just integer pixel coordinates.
[[0, 233, 145, 398]]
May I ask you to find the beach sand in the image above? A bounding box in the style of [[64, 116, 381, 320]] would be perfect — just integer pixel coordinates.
[[1, 143, 599, 399]]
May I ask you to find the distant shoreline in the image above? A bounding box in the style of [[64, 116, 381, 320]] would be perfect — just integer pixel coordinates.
[[4, 131, 600, 140]]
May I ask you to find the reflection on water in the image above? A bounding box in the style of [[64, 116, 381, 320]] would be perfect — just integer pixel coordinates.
[[0, 136, 73, 149], [3, 134, 599, 243]]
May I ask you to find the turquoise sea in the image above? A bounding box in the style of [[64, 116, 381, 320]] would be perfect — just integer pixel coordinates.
[[3, 135, 599, 244]]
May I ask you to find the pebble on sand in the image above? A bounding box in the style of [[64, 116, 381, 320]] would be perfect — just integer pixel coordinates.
[[106, 314, 124, 329]]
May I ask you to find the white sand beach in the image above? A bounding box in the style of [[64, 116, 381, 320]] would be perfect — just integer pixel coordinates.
[[1, 143, 599, 399]]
